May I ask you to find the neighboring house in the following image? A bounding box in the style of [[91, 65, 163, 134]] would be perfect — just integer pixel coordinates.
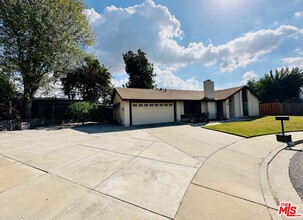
[[112, 80, 259, 126]]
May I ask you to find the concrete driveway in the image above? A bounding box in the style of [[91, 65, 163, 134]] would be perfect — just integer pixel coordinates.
[[0, 124, 301, 219], [0, 124, 202, 220]]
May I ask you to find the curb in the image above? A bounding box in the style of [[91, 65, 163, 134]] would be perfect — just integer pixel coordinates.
[[260, 140, 303, 220]]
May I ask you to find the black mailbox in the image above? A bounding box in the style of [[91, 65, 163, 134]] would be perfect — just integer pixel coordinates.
[[275, 116, 289, 121], [275, 115, 292, 143]]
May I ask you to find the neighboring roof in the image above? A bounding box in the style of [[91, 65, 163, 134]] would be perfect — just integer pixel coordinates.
[[114, 85, 249, 101]]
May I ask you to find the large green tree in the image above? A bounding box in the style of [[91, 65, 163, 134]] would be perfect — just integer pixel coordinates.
[[0, 0, 94, 118], [123, 49, 156, 89], [247, 67, 303, 103], [61, 56, 112, 103]]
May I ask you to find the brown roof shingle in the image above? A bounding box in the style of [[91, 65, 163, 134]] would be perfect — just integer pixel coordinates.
[[115, 86, 245, 101], [115, 88, 204, 100]]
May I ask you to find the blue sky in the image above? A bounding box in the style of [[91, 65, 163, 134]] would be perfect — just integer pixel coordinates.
[[83, 0, 303, 90]]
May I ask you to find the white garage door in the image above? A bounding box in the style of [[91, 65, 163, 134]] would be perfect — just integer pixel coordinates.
[[131, 102, 175, 125]]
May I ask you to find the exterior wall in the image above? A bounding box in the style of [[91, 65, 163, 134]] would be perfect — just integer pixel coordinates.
[[229, 96, 235, 118], [233, 91, 243, 118], [201, 102, 207, 113], [113, 94, 122, 124], [247, 90, 259, 116], [233, 92, 239, 117], [113, 104, 121, 123], [222, 99, 230, 118], [113, 94, 122, 105], [239, 90, 243, 117], [112, 94, 130, 126], [123, 101, 130, 126], [206, 102, 216, 119], [176, 101, 184, 121]]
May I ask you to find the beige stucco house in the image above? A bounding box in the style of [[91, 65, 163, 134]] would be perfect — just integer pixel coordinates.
[[112, 80, 259, 126]]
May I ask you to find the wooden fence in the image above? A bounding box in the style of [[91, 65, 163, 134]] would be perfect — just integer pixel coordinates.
[[259, 102, 303, 116]]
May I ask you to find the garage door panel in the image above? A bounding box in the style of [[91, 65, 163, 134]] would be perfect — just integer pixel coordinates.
[[132, 103, 174, 125]]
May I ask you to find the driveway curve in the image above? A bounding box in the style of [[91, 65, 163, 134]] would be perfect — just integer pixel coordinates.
[[145, 125, 303, 219]]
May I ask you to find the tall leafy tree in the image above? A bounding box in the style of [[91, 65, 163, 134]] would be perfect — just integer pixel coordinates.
[[0, 0, 94, 118], [247, 67, 303, 103], [61, 56, 112, 103], [123, 49, 156, 89]]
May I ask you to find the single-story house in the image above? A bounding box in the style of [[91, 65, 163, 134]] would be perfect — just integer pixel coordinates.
[[112, 80, 259, 126]]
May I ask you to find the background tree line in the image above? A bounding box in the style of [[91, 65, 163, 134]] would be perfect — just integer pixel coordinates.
[[247, 67, 303, 103]]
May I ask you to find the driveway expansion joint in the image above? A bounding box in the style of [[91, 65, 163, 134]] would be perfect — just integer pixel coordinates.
[[94, 140, 156, 188], [191, 182, 273, 209], [93, 190, 173, 220], [0, 153, 49, 173]]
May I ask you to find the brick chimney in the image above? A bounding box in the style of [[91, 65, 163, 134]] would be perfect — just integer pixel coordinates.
[[203, 80, 215, 99]]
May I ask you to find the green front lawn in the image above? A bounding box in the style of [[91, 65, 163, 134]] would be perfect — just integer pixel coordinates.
[[203, 116, 303, 137]]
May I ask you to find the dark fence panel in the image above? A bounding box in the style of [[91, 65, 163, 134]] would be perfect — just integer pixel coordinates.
[[259, 102, 303, 116], [32, 99, 113, 122], [283, 103, 303, 115], [92, 106, 113, 122], [259, 103, 282, 115]]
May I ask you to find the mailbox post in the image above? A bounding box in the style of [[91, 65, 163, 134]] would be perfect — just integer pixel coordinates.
[[275, 116, 292, 143]]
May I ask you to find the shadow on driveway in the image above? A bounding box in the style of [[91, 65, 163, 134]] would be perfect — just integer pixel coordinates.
[[72, 122, 185, 134]]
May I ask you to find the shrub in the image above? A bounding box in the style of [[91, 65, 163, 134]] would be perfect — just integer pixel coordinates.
[[66, 102, 98, 125]]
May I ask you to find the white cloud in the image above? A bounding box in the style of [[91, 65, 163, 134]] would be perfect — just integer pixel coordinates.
[[241, 71, 258, 84], [282, 57, 303, 68], [154, 65, 202, 90], [294, 11, 303, 17], [294, 47, 303, 55], [84, 8, 102, 23], [111, 77, 128, 87], [212, 25, 303, 72], [111, 65, 202, 90], [84, 0, 303, 87]]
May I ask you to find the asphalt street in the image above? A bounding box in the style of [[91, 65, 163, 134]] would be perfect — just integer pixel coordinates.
[[289, 150, 303, 200]]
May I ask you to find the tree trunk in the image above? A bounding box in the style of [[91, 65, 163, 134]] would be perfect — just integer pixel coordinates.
[[23, 98, 33, 119]]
